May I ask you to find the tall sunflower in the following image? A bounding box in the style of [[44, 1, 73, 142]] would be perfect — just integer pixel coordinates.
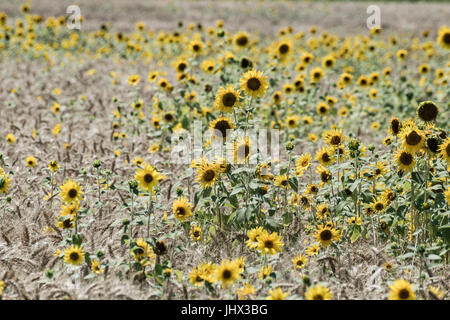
[[63, 245, 85, 266], [59, 180, 83, 204], [209, 116, 234, 140], [256, 231, 284, 255], [240, 69, 269, 98], [395, 149, 415, 173], [399, 125, 425, 154]]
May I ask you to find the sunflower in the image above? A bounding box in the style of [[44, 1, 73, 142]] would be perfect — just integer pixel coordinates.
[[295, 153, 311, 176], [292, 254, 308, 270], [315, 147, 335, 166], [396, 49, 408, 60], [48, 160, 59, 172], [209, 116, 234, 140], [133, 157, 144, 166], [6, 133, 16, 144], [63, 245, 85, 266], [322, 55, 335, 68], [189, 267, 206, 287], [258, 265, 274, 280], [56, 215, 74, 229], [371, 196, 389, 213], [369, 161, 388, 179], [240, 69, 269, 98], [310, 67, 324, 83], [266, 287, 289, 300], [189, 39, 204, 55], [234, 31, 250, 48], [272, 91, 282, 104], [256, 231, 284, 255], [195, 160, 220, 189], [340, 72, 353, 85], [438, 137, 450, 164], [305, 284, 333, 300], [437, 25, 450, 49], [59, 180, 83, 204], [306, 183, 319, 195], [316, 102, 330, 116], [237, 283, 256, 300], [357, 75, 369, 87], [173, 58, 188, 74], [26, 156, 36, 167], [131, 238, 156, 263], [315, 224, 340, 247], [91, 259, 104, 274], [190, 226, 202, 241], [301, 52, 314, 64], [316, 203, 330, 219], [399, 126, 425, 154], [389, 117, 402, 136], [214, 85, 241, 113], [274, 175, 290, 189], [276, 40, 293, 60], [172, 196, 193, 222], [324, 129, 345, 147], [127, 74, 140, 86], [286, 115, 299, 128], [234, 136, 251, 164], [306, 244, 320, 256], [0, 170, 12, 195], [135, 163, 164, 192], [215, 259, 241, 288], [246, 227, 264, 249], [388, 279, 416, 300], [316, 166, 332, 186]]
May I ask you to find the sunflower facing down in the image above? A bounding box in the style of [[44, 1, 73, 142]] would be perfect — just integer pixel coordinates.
[[59, 180, 83, 204], [305, 284, 333, 300], [210, 116, 234, 140], [135, 163, 165, 192], [256, 231, 284, 255], [388, 279, 416, 300], [240, 69, 269, 99], [315, 224, 340, 247], [215, 259, 241, 288], [172, 196, 193, 222], [388, 117, 402, 136], [214, 85, 241, 113], [63, 245, 85, 266]]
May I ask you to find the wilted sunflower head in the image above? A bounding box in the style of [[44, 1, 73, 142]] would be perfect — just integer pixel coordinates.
[[417, 101, 439, 123]]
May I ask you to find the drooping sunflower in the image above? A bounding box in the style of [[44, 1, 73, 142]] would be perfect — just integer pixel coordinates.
[[369, 161, 388, 180], [315, 146, 335, 166], [0, 169, 12, 195], [305, 284, 333, 300], [240, 69, 269, 98], [438, 137, 450, 164], [131, 238, 156, 263], [389, 117, 402, 136], [395, 149, 415, 173], [292, 254, 308, 270], [63, 245, 85, 266], [388, 279, 416, 300], [59, 180, 83, 204], [209, 116, 234, 140], [256, 231, 284, 255], [315, 224, 340, 247], [135, 163, 165, 192], [316, 203, 330, 219], [172, 196, 193, 222], [214, 85, 241, 113], [215, 259, 241, 288]]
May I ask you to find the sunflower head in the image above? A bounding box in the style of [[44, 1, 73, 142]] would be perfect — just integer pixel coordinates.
[[240, 69, 269, 98]]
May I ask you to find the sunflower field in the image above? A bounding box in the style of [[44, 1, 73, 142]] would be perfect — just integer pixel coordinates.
[[0, 1, 449, 301]]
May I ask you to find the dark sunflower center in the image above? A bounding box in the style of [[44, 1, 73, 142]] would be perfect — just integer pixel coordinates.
[[325, 59, 332, 66], [68, 188, 78, 198], [222, 270, 232, 279], [70, 252, 79, 261], [222, 92, 237, 107], [193, 44, 200, 51], [305, 57, 311, 63], [288, 120, 295, 125], [178, 63, 187, 72], [279, 44, 289, 54], [321, 153, 330, 162], [375, 203, 384, 211], [418, 102, 438, 121], [247, 78, 261, 91], [264, 240, 274, 249], [426, 138, 439, 153], [280, 179, 287, 186], [203, 169, 216, 182], [313, 294, 324, 300], [63, 219, 72, 228], [176, 207, 186, 216], [391, 120, 400, 134], [406, 131, 421, 146], [320, 230, 332, 241], [165, 113, 174, 121], [375, 169, 381, 175], [301, 197, 309, 205], [330, 136, 341, 145], [311, 186, 318, 193], [399, 152, 413, 165], [144, 173, 154, 183], [320, 107, 327, 113], [321, 171, 331, 182], [443, 32, 450, 44], [214, 120, 231, 138], [361, 79, 367, 85], [193, 231, 200, 237], [445, 144, 450, 156], [313, 72, 321, 78], [296, 260, 303, 266], [196, 276, 203, 282], [134, 247, 144, 255], [398, 289, 410, 299], [236, 36, 248, 46]]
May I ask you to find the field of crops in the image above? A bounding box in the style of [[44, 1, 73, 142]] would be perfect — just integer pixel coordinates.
[[0, 1, 449, 300]]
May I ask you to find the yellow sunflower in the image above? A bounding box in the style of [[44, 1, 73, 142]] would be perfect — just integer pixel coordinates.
[[395, 149, 416, 173], [234, 136, 251, 164], [63, 245, 85, 266], [135, 163, 164, 192], [305, 284, 333, 300], [59, 180, 83, 204], [256, 231, 284, 255], [388, 279, 416, 300], [172, 196, 193, 222], [292, 254, 308, 270], [315, 224, 340, 247], [0, 169, 12, 195], [315, 146, 335, 166], [399, 125, 425, 154], [437, 25, 450, 49], [215, 259, 241, 288], [214, 85, 241, 113], [209, 116, 234, 140], [266, 287, 289, 300], [240, 69, 269, 99], [438, 137, 450, 164], [195, 159, 220, 189]]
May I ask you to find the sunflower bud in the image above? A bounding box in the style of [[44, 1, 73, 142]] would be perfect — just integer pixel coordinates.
[[176, 188, 183, 196], [92, 160, 101, 169], [45, 269, 54, 279], [285, 141, 294, 151], [96, 250, 104, 258]]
